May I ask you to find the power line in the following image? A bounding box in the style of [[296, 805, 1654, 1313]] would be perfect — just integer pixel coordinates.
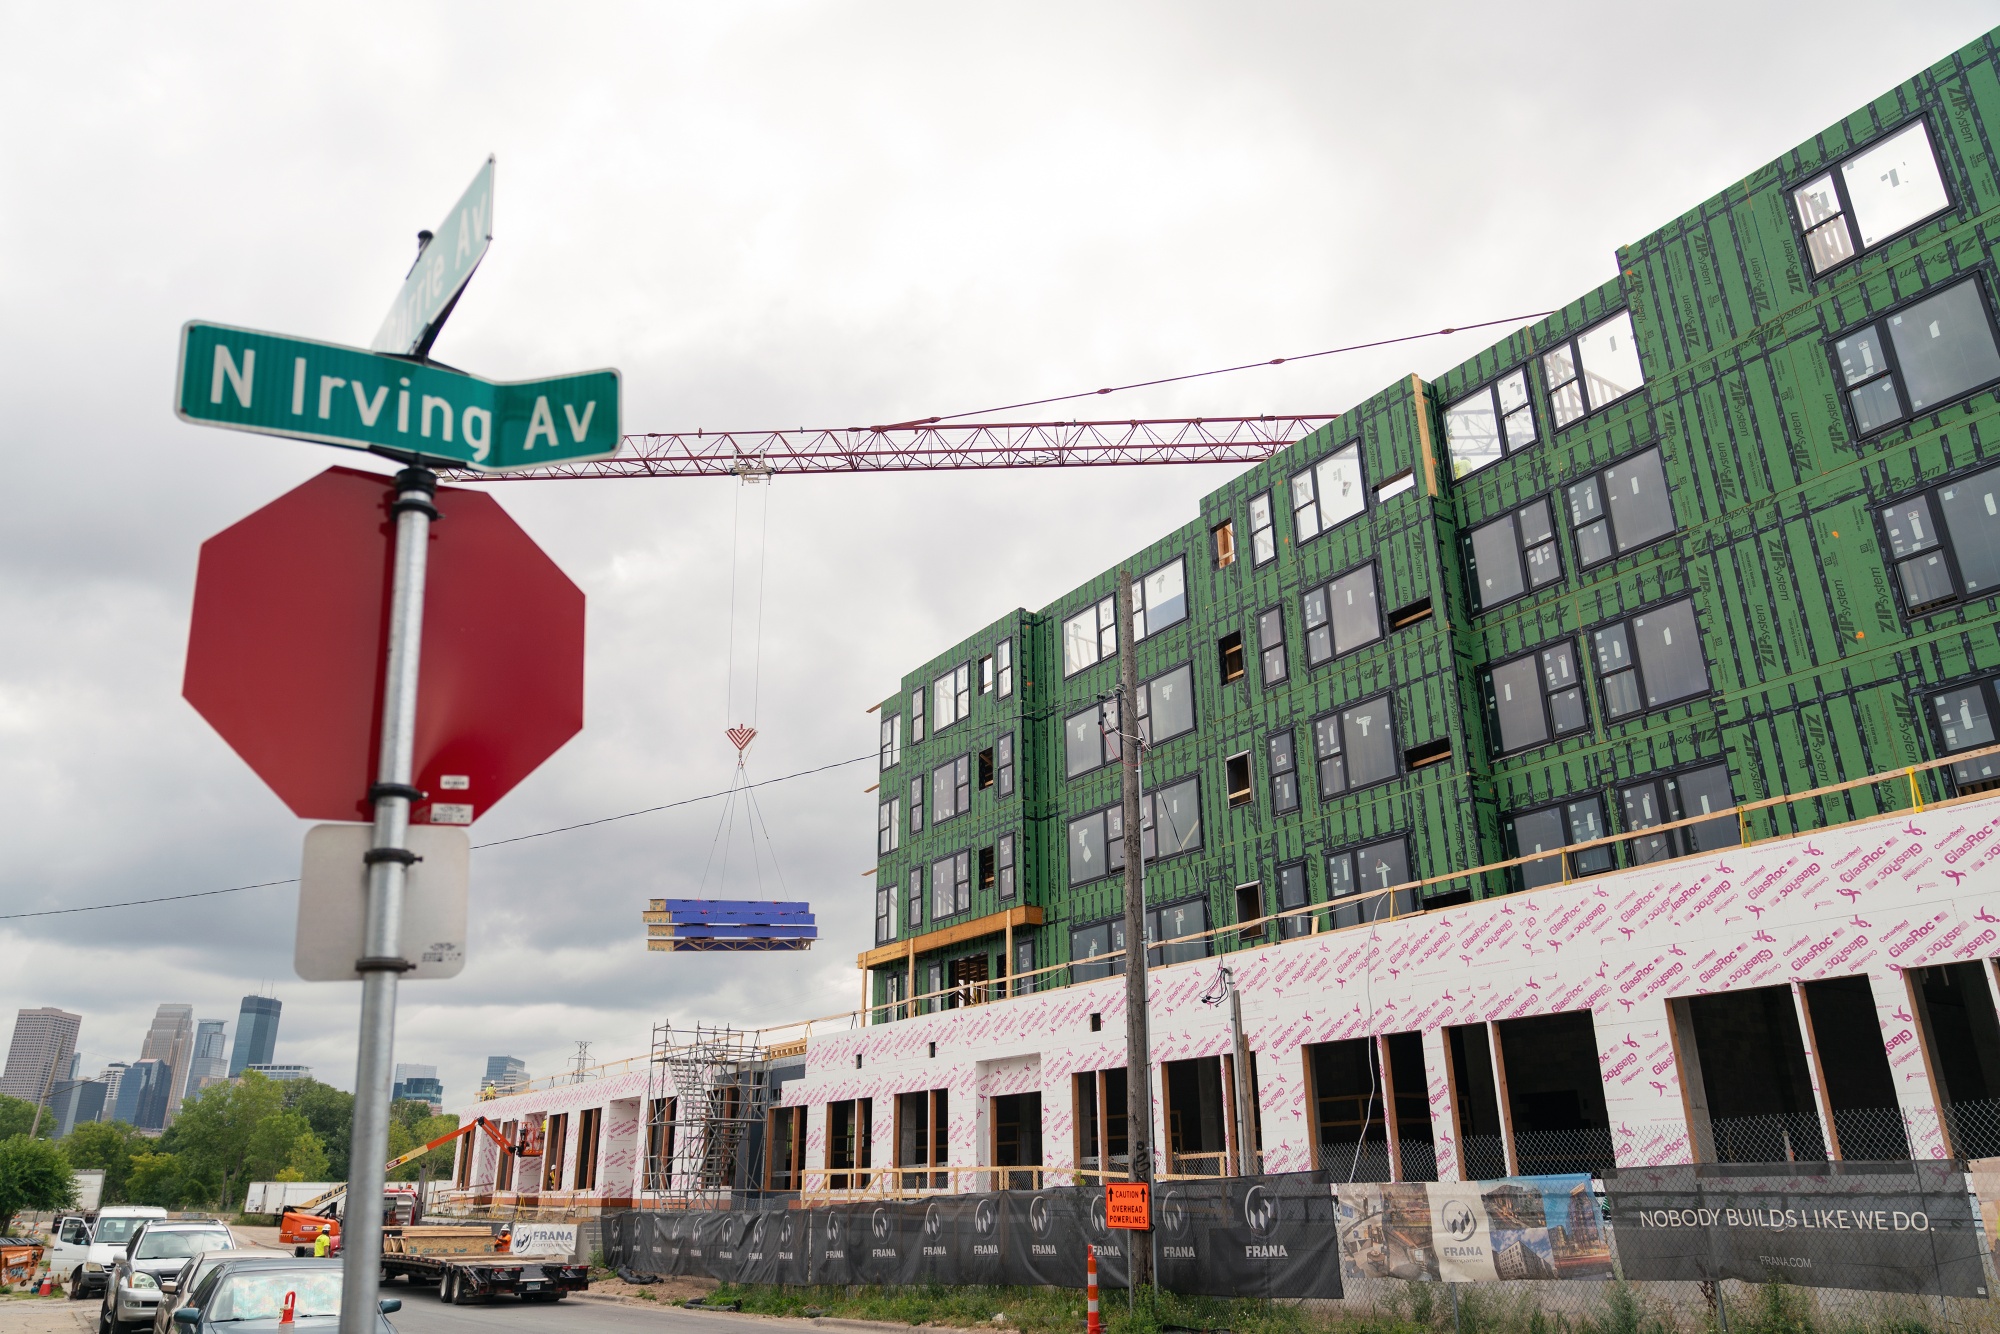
[[0, 753, 873, 923]]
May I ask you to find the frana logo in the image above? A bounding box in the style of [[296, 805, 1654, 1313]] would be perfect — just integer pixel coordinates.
[[780, 1216, 796, 1249], [925, 1203, 945, 1238], [1243, 1185, 1275, 1236], [1090, 1194, 1109, 1234], [1029, 1195, 1054, 1237], [751, 1216, 767, 1248], [1162, 1191, 1189, 1237], [1441, 1199, 1476, 1242], [825, 1214, 843, 1246], [871, 1208, 891, 1241], [974, 1198, 997, 1237]]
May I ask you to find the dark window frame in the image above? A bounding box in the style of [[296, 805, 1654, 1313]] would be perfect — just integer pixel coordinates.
[[996, 732, 1016, 798], [1248, 491, 1277, 566], [1309, 692, 1401, 800], [1833, 273, 2000, 442], [1541, 309, 1646, 430], [1300, 561, 1385, 669], [1274, 859, 1311, 939], [1482, 639, 1590, 757], [1465, 493, 1564, 612], [1063, 662, 1198, 780], [1325, 834, 1417, 926], [906, 867, 922, 933], [1619, 761, 1742, 864], [875, 886, 894, 945], [1442, 366, 1539, 480], [1927, 674, 2000, 794], [996, 637, 1014, 698], [1288, 440, 1367, 546], [1065, 775, 1204, 885], [879, 713, 902, 771], [1256, 604, 1288, 686], [1589, 595, 1711, 722], [1503, 794, 1613, 891], [1787, 113, 1955, 281], [998, 832, 1017, 899], [1266, 727, 1300, 815], [877, 795, 902, 855], [931, 753, 972, 823], [1567, 445, 1676, 570], [930, 848, 971, 922]]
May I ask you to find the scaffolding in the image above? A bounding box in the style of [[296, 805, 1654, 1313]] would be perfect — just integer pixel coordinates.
[[643, 1022, 774, 1206]]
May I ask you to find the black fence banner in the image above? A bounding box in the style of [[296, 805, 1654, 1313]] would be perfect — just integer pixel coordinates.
[[1156, 1175, 1342, 1299], [1603, 1160, 1985, 1297]]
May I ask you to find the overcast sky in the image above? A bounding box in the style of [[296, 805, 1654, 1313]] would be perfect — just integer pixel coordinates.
[[2, 3, 1995, 1112]]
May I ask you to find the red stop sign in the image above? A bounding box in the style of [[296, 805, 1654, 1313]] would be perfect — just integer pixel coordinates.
[[184, 466, 584, 824]]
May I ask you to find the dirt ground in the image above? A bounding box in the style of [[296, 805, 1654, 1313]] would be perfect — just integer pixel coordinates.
[[588, 1274, 722, 1303]]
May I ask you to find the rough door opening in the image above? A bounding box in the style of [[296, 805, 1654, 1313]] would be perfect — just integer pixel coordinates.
[[1213, 520, 1236, 569], [1678, 985, 1826, 1162], [1802, 976, 1908, 1159], [542, 1112, 569, 1191], [1219, 632, 1245, 683], [978, 747, 995, 790], [896, 1088, 949, 1190], [1305, 1032, 1434, 1183], [1911, 961, 2000, 1157], [573, 1106, 602, 1190], [991, 1091, 1043, 1189], [1445, 1025, 1507, 1180], [951, 953, 990, 1005], [497, 1118, 519, 1191], [1235, 882, 1265, 945], [1164, 1056, 1229, 1176], [1074, 1068, 1129, 1179], [1496, 1011, 1613, 1175], [765, 1105, 804, 1191], [641, 1103, 669, 1192], [1225, 752, 1253, 806], [827, 1097, 872, 1191]]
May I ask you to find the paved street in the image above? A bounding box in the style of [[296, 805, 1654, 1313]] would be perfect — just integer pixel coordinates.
[[0, 1299, 92, 1334], [392, 1297, 805, 1334]]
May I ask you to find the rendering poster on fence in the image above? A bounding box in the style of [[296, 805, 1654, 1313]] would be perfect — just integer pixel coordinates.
[[1334, 1174, 1612, 1285], [1603, 1161, 1986, 1297]]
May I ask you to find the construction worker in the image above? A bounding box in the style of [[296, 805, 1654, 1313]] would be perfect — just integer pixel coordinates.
[[313, 1226, 332, 1259]]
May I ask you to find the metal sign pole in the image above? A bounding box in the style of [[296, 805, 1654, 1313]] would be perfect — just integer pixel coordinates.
[[339, 466, 438, 1334]]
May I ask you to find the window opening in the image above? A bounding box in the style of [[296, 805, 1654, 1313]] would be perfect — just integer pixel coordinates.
[[1074, 1068, 1130, 1178], [1311, 694, 1398, 797], [1066, 777, 1202, 884], [1327, 836, 1415, 926], [1307, 1032, 1435, 1183], [931, 754, 971, 822], [1301, 564, 1383, 668], [1275, 862, 1309, 939], [933, 663, 971, 731], [1376, 471, 1416, 503], [1620, 762, 1739, 863], [1467, 498, 1562, 611], [877, 797, 901, 855], [909, 774, 924, 833], [1234, 881, 1265, 945], [1802, 976, 1910, 1161], [1911, 963, 2000, 1158], [996, 637, 1014, 698], [1837, 278, 2000, 436], [880, 714, 902, 770], [874, 885, 893, 945], [1218, 631, 1245, 684], [1403, 737, 1452, 770], [1568, 447, 1675, 568], [1444, 1026, 1507, 1181], [1679, 986, 1828, 1163], [979, 655, 994, 695], [997, 833, 1016, 900], [1496, 1011, 1615, 1176], [895, 1089, 950, 1190], [1267, 729, 1299, 815], [1291, 442, 1366, 542], [1592, 597, 1709, 720], [931, 850, 970, 921], [911, 687, 924, 743], [1213, 520, 1236, 568], [1256, 607, 1287, 685], [906, 868, 921, 935], [1485, 641, 1588, 755], [1443, 368, 1537, 479], [992, 1091, 1044, 1189], [1505, 796, 1611, 891], [996, 732, 1015, 797], [978, 844, 996, 892], [1163, 1056, 1237, 1177], [1063, 596, 1118, 676], [827, 1098, 873, 1191], [1882, 462, 2000, 616], [1389, 597, 1433, 630], [1794, 118, 1951, 275], [765, 1105, 806, 1191], [978, 747, 994, 790], [1543, 310, 1645, 428], [1225, 752, 1253, 807], [1248, 492, 1276, 565]]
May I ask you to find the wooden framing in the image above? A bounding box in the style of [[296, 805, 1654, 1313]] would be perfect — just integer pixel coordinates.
[[1378, 1035, 1402, 1183], [1485, 1023, 1517, 1176], [573, 1106, 602, 1190], [1790, 981, 1844, 1161], [857, 905, 1045, 970]]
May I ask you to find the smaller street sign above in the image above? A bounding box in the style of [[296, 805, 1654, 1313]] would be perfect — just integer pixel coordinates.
[[373, 157, 495, 357], [296, 823, 470, 981], [175, 321, 620, 471]]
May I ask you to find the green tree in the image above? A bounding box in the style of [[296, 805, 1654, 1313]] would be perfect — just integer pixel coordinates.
[[284, 1081, 353, 1181], [124, 1151, 193, 1209], [166, 1071, 285, 1209], [275, 1131, 329, 1183], [388, 1113, 460, 1181], [244, 1109, 318, 1184], [0, 1094, 56, 1142], [61, 1122, 146, 1202], [0, 1135, 75, 1230]]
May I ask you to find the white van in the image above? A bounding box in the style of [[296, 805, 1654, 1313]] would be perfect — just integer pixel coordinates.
[[50, 1205, 167, 1299]]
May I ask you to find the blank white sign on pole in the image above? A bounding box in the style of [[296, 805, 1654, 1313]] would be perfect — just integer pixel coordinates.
[[295, 823, 470, 981]]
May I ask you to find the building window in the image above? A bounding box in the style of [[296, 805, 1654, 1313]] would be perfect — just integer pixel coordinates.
[[1931, 678, 2000, 793], [1063, 664, 1196, 779], [1063, 596, 1118, 676], [1248, 492, 1276, 565], [1301, 564, 1382, 668], [1275, 862, 1310, 939], [1568, 447, 1675, 569], [1311, 695, 1398, 798], [909, 774, 924, 833], [979, 845, 997, 892], [911, 687, 924, 743], [1793, 119, 1951, 275], [1837, 277, 2000, 437], [1014, 937, 1035, 992], [1291, 442, 1365, 542], [932, 755, 971, 822], [933, 663, 971, 731], [1065, 699, 1119, 778], [932, 850, 970, 920], [907, 868, 922, 933], [1218, 631, 1245, 684], [880, 714, 902, 770], [1593, 598, 1709, 720], [1213, 520, 1236, 568], [1225, 752, 1253, 807], [877, 797, 901, 855], [1256, 607, 1287, 685], [996, 733, 1015, 798], [1543, 310, 1645, 429], [1134, 557, 1189, 638], [1376, 471, 1416, 503], [980, 655, 995, 695], [875, 886, 894, 945], [1326, 837, 1416, 926], [1066, 777, 1202, 884], [996, 638, 1014, 697], [998, 833, 1016, 899], [1466, 498, 1561, 611], [896, 1089, 949, 1190], [827, 1098, 872, 1190], [1149, 899, 1211, 965], [1506, 797, 1612, 891], [1070, 921, 1117, 982], [1267, 729, 1299, 814], [1882, 460, 2000, 614], [978, 747, 994, 790], [1443, 368, 1537, 479], [1621, 763, 1740, 864], [1485, 642, 1588, 755]]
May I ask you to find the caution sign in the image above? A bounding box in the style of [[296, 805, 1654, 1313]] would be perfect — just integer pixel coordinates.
[[1106, 1182, 1151, 1231]]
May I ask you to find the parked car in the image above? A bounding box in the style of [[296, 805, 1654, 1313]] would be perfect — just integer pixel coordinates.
[[153, 1250, 292, 1334], [100, 1219, 233, 1332], [56, 1207, 167, 1301], [165, 1259, 400, 1332]]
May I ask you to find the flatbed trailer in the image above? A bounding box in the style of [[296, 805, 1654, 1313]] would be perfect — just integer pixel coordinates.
[[381, 1249, 591, 1304]]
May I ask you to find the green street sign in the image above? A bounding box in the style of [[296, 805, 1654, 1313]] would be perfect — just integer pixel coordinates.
[[372, 157, 495, 356], [174, 321, 620, 472]]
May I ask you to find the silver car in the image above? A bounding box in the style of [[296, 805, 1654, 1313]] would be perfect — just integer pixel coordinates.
[[167, 1259, 399, 1332], [100, 1220, 233, 1333], [154, 1250, 293, 1334]]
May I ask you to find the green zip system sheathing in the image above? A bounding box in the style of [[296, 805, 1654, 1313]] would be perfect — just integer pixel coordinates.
[[866, 27, 2000, 1009]]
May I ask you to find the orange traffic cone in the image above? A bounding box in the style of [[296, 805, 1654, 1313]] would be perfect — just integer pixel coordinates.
[[38, 1271, 52, 1296], [1086, 1247, 1100, 1334]]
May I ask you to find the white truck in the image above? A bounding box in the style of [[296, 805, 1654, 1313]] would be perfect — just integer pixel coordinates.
[[241, 1181, 343, 1214], [71, 1170, 104, 1213], [47, 1205, 167, 1300]]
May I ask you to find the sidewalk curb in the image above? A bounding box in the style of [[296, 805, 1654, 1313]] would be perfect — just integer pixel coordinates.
[[568, 1294, 928, 1332]]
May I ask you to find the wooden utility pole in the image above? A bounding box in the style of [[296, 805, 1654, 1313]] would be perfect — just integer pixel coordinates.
[[1115, 569, 1154, 1287]]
